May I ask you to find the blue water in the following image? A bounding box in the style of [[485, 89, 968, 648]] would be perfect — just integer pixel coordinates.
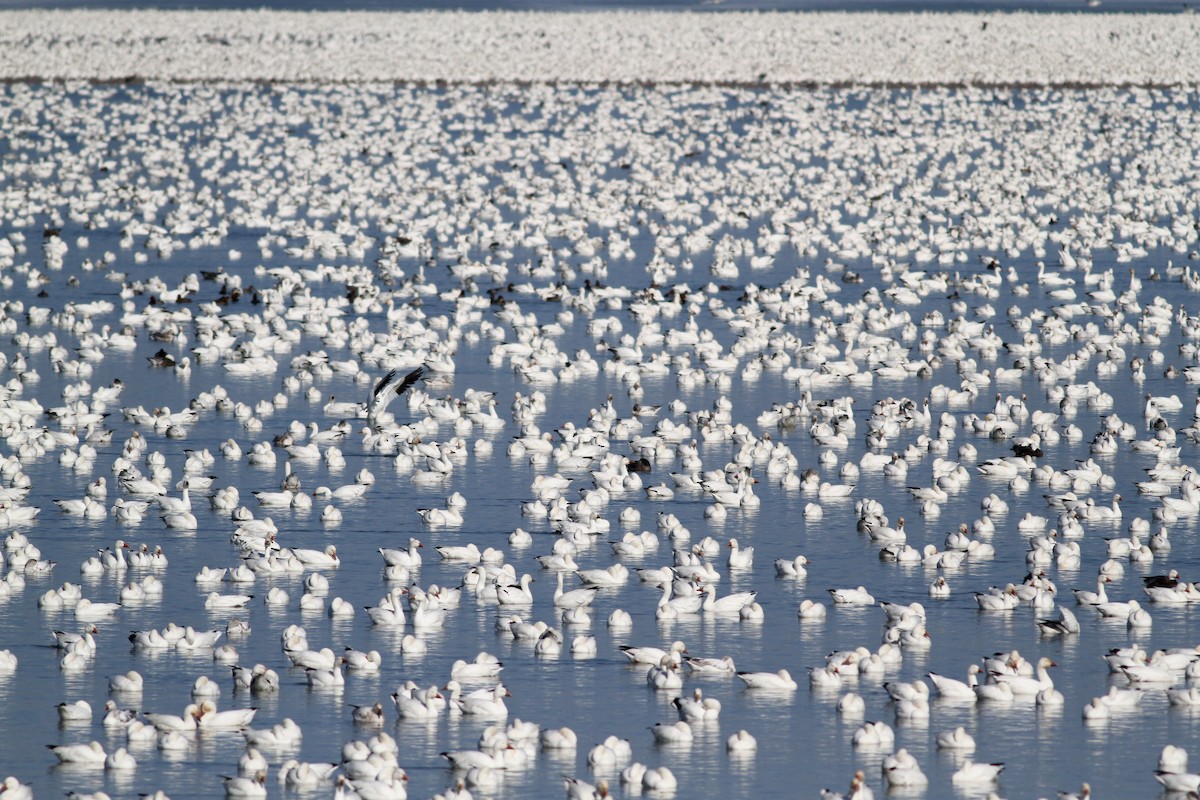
[[1, 81, 1199, 800]]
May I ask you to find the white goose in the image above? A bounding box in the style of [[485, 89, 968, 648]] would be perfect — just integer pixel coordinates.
[[726, 538, 754, 569], [455, 685, 510, 716], [496, 574, 535, 605], [554, 572, 598, 608], [646, 656, 683, 690], [701, 585, 756, 615], [829, 586, 875, 605], [1073, 575, 1111, 605], [378, 539, 423, 570], [619, 641, 687, 666], [927, 665, 981, 701], [736, 669, 797, 690], [672, 688, 721, 721], [936, 726, 976, 750], [392, 686, 443, 720], [774, 554, 811, 577], [990, 656, 1057, 696]]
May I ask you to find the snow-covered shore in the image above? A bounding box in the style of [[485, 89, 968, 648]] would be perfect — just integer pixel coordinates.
[[0, 10, 1197, 84]]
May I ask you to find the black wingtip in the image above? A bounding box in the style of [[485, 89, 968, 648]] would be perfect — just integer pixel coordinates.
[[373, 369, 397, 400], [398, 365, 425, 394]]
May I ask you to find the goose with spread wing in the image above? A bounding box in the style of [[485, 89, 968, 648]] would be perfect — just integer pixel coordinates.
[[369, 366, 425, 428]]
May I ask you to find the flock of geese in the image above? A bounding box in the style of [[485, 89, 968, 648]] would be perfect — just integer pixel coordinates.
[[2, 10, 1198, 86], [3, 75, 1200, 800]]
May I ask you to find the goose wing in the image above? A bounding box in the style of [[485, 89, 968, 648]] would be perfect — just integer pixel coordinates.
[[369, 366, 425, 422]]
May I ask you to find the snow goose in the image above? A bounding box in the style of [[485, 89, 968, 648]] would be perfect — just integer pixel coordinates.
[[974, 585, 1019, 611], [701, 585, 756, 615], [108, 670, 143, 692], [1160, 744, 1190, 773], [852, 721, 895, 748], [619, 641, 687, 666], [1037, 605, 1081, 636], [881, 748, 927, 787], [973, 678, 1014, 703], [242, 717, 301, 749], [47, 741, 106, 766], [990, 656, 1056, 696], [102, 700, 137, 734], [496, 574, 536, 605], [952, 760, 1004, 785], [104, 747, 137, 770], [726, 730, 756, 752], [144, 704, 202, 733], [820, 770, 872, 800], [736, 669, 797, 690], [646, 656, 683, 689], [810, 664, 843, 690], [1155, 771, 1200, 793], [726, 538, 754, 569], [684, 655, 736, 675], [564, 777, 608, 800], [541, 727, 577, 750], [436, 543, 481, 563], [74, 598, 121, 620], [344, 648, 383, 672], [1073, 575, 1112, 605], [642, 766, 678, 791], [936, 726, 976, 750], [1167, 688, 1200, 706], [198, 701, 256, 730], [289, 545, 339, 568], [649, 720, 692, 744], [575, 564, 628, 587], [392, 686, 443, 720], [571, 635, 598, 656], [928, 665, 980, 701], [774, 554, 811, 577], [672, 688, 721, 721], [57, 699, 92, 722], [191, 675, 221, 699], [452, 653, 504, 681], [837, 693, 866, 716], [411, 594, 446, 629], [222, 772, 267, 798], [554, 572, 598, 608], [828, 586, 875, 606], [798, 599, 828, 620], [1096, 597, 1141, 620], [1056, 783, 1092, 800], [455, 685, 510, 716]]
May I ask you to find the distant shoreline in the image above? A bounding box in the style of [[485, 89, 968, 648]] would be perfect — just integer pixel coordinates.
[[1, 10, 1198, 84]]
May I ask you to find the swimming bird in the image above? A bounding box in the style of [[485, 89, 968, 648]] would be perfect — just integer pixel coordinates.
[[936, 726, 976, 750], [736, 669, 797, 690], [144, 703, 202, 732], [952, 760, 1004, 784], [554, 572, 598, 608], [57, 699, 93, 722], [928, 665, 980, 701], [672, 688, 721, 721], [222, 771, 267, 798], [47, 741, 107, 765], [829, 586, 875, 605]]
